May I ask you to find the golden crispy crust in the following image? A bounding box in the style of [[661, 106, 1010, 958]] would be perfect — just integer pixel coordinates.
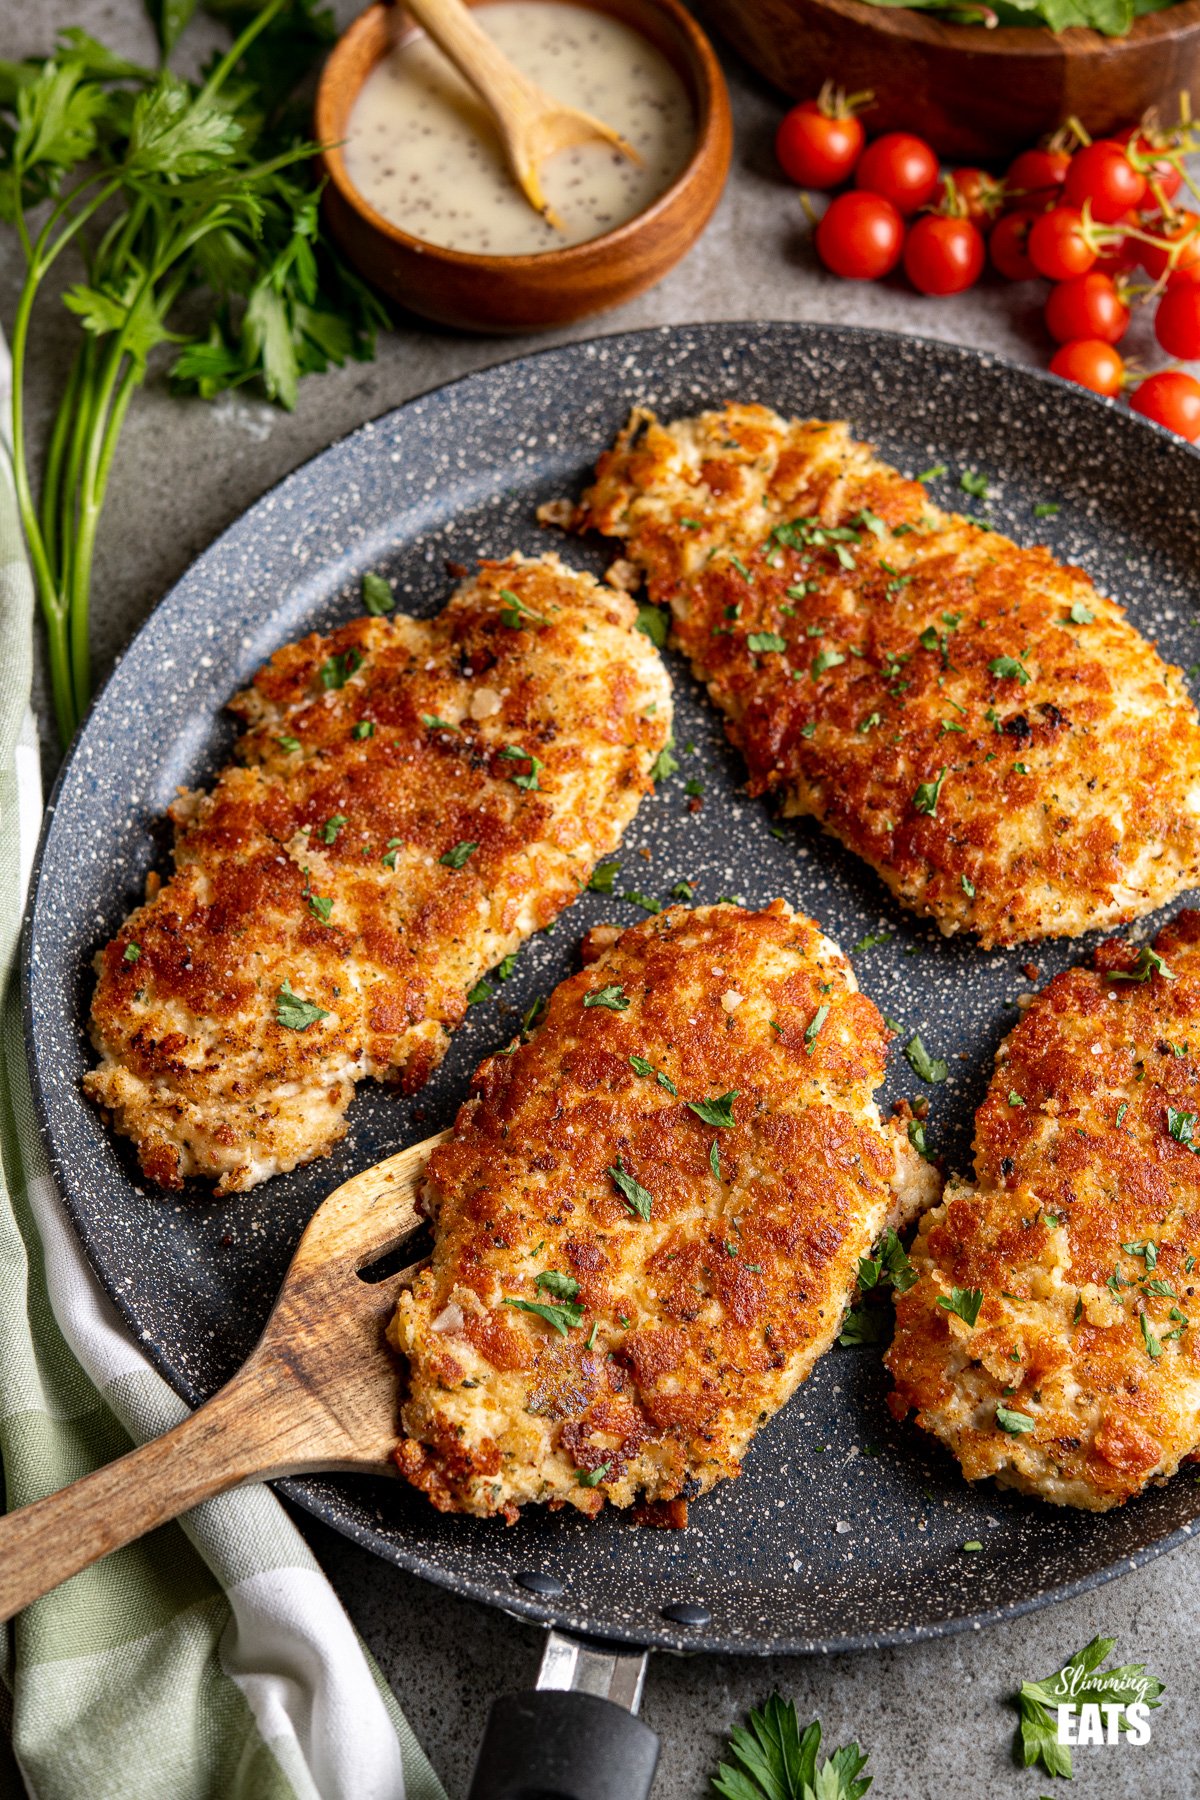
[[84, 555, 671, 1194], [389, 901, 936, 1522], [570, 404, 1200, 948], [886, 910, 1200, 1511]]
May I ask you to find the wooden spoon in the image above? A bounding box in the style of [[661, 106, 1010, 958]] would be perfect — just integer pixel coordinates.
[[0, 1132, 448, 1622], [400, 0, 640, 231]]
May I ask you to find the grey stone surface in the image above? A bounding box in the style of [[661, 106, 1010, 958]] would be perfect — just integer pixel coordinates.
[[3, 2, 1197, 1796]]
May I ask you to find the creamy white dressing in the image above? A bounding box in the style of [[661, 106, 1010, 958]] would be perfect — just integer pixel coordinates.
[[343, 2, 694, 256]]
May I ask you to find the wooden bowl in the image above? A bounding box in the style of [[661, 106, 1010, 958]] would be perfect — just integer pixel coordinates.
[[316, 0, 732, 332], [701, 0, 1200, 164]]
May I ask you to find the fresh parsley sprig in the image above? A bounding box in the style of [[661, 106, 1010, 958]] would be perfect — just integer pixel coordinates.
[[2, 0, 386, 746], [712, 1694, 872, 1800]]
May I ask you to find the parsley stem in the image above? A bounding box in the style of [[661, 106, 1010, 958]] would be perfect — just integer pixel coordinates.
[[199, 0, 290, 103]]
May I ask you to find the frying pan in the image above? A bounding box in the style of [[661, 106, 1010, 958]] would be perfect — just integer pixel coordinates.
[[23, 323, 1200, 1795]]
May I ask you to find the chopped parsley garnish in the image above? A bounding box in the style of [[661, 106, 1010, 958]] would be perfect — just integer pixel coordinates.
[[305, 888, 333, 924], [635, 603, 668, 647], [1033, 502, 1060, 518], [575, 1463, 610, 1487], [916, 464, 946, 482], [122, 943, 141, 963], [536, 1269, 580, 1300], [649, 737, 680, 783], [857, 1227, 917, 1294], [500, 745, 544, 791], [1122, 1239, 1159, 1269], [352, 720, 374, 740], [995, 1403, 1035, 1434], [276, 734, 301, 753], [812, 647, 845, 678], [421, 713, 459, 732], [907, 1119, 931, 1160], [321, 814, 347, 844], [912, 768, 946, 817], [963, 1540, 983, 1552], [608, 1157, 653, 1221], [588, 861, 619, 893], [1141, 1309, 1163, 1358], [688, 1090, 739, 1128], [276, 981, 328, 1031], [804, 1002, 830, 1054], [496, 952, 517, 981], [1008, 1090, 1026, 1108], [1107, 944, 1174, 985], [709, 1139, 721, 1181], [685, 777, 705, 796], [319, 647, 363, 690], [712, 1695, 871, 1800], [382, 836, 403, 870], [858, 712, 881, 734], [1068, 601, 1094, 624], [622, 890, 662, 914], [466, 977, 493, 1004], [936, 1286, 983, 1327], [440, 841, 477, 869], [851, 929, 893, 953], [671, 878, 696, 901], [629, 1054, 677, 1095], [361, 571, 393, 616], [503, 1296, 584, 1336], [960, 469, 990, 500], [584, 984, 629, 1011], [747, 631, 787, 654], [1167, 1108, 1197, 1150], [905, 1032, 947, 1083], [498, 588, 548, 628], [988, 654, 1030, 685], [1116, 1101, 1128, 1127], [838, 1306, 884, 1347], [961, 874, 976, 898]]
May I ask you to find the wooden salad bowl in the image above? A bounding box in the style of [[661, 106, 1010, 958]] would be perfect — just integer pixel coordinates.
[[701, 0, 1200, 163], [315, 0, 732, 332]]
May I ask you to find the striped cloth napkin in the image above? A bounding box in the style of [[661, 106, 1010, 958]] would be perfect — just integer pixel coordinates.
[[0, 338, 446, 1800]]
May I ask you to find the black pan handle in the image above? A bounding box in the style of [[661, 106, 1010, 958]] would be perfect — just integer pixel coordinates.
[[466, 1629, 659, 1800], [465, 1689, 659, 1800]]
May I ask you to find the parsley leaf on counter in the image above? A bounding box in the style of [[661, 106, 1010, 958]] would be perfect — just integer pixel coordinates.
[[712, 1694, 872, 1800], [1015, 1636, 1165, 1780]]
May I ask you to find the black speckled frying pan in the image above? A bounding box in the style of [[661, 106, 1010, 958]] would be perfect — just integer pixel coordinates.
[[24, 324, 1200, 1688]]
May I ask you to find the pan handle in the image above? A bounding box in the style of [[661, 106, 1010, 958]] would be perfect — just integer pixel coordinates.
[[465, 1629, 659, 1800]]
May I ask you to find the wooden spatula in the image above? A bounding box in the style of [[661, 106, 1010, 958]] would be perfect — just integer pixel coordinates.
[[0, 1131, 448, 1623]]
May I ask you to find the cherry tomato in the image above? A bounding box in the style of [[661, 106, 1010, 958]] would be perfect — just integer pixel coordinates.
[[1048, 339, 1125, 397], [855, 132, 940, 215], [1044, 272, 1130, 345], [1154, 280, 1200, 359], [1063, 141, 1147, 224], [776, 102, 865, 189], [904, 214, 985, 294], [1141, 211, 1200, 280], [944, 167, 1003, 229], [1116, 127, 1182, 205], [1028, 207, 1096, 280], [1130, 369, 1200, 439], [815, 191, 905, 279], [1004, 147, 1071, 206], [990, 210, 1038, 281]]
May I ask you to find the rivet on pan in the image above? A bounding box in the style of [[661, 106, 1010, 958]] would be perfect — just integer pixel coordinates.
[[515, 1571, 564, 1597], [661, 1602, 711, 1627]]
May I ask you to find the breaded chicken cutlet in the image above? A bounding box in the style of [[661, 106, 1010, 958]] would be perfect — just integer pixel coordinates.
[[389, 900, 938, 1523], [85, 554, 671, 1194], [886, 911, 1200, 1511], [564, 403, 1200, 948]]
